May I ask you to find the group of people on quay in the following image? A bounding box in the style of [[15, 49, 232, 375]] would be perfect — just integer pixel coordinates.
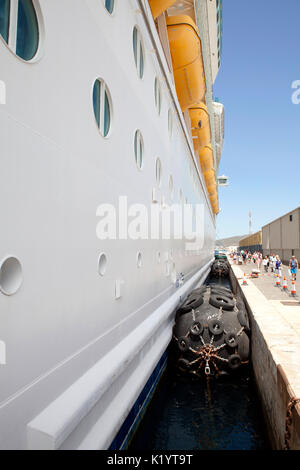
[[231, 251, 299, 281]]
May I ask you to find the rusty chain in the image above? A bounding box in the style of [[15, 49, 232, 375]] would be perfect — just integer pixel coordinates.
[[284, 397, 300, 450]]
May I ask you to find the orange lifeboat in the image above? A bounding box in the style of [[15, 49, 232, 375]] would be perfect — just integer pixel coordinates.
[[149, 0, 177, 19], [198, 144, 214, 173], [189, 104, 211, 152], [167, 16, 206, 111], [203, 169, 216, 188]]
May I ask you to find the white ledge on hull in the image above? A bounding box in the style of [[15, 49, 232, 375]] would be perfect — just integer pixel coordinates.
[[27, 260, 213, 450]]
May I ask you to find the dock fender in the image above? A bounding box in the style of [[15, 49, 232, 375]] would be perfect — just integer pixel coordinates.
[[224, 332, 238, 349], [209, 293, 235, 311], [237, 333, 250, 361], [177, 294, 204, 314], [228, 354, 242, 370], [236, 300, 250, 332], [211, 288, 234, 300], [177, 336, 191, 352], [190, 321, 204, 337], [208, 319, 224, 336]]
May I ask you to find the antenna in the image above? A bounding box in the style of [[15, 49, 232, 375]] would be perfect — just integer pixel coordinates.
[[249, 211, 252, 235]]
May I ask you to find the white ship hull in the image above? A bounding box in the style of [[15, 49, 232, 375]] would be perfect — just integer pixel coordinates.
[[0, 0, 216, 449]]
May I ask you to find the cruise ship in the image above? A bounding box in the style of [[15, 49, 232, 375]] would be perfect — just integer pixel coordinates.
[[0, 0, 224, 449]]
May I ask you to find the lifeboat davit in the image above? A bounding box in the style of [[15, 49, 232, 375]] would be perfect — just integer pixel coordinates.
[[189, 104, 211, 152], [149, 0, 177, 19], [167, 15, 206, 111]]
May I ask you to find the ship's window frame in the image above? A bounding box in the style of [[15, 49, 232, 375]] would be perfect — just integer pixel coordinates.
[[134, 129, 144, 170], [92, 78, 112, 138], [98, 253, 107, 276], [0, 0, 44, 62], [0, 255, 23, 295], [103, 0, 115, 15], [154, 77, 162, 115], [137, 252, 142, 268], [133, 26, 144, 79]]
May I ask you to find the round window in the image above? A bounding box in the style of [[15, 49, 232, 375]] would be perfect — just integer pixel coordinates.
[[104, 0, 114, 14], [0, 0, 40, 61], [0, 256, 23, 295], [133, 26, 144, 79], [92, 78, 112, 137], [134, 130, 144, 170]]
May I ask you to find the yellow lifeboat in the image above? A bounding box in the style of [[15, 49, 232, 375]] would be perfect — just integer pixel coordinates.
[[167, 16, 206, 111], [189, 104, 211, 152], [203, 169, 216, 189], [149, 0, 177, 19], [198, 144, 214, 173]]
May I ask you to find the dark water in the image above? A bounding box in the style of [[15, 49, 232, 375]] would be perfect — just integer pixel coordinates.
[[129, 274, 270, 451], [128, 366, 270, 450]]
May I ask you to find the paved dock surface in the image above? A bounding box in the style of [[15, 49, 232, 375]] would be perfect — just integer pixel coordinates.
[[231, 260, 300, 403]]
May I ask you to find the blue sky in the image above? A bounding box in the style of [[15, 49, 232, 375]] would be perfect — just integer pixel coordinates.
[[214, 0, 300, 239]]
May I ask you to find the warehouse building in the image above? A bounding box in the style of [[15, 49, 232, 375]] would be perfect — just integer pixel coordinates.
[[262, 207, 300, 264], [239, 231, 262, 253]]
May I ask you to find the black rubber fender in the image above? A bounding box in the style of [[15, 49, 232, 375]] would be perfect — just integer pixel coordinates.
[[190, 321, 204, 337], [210, 284, 232, 295], [211, 289, 234, 300], [209, 294, 235, 311], [177, 294, 204, 314], [177, 336, 191, 352], [228, 354, 241, 370], [237, 311, 249, 331], [224, 332, 238, 349], [208, 319, 224, 336], [189, 286, 207, 296]]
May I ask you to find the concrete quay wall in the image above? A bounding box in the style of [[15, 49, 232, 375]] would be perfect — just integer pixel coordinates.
[[229, 264, 300, 450]]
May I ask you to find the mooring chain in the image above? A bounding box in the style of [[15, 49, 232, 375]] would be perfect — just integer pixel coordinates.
[[284, 397, 300, 450], [236, 326, 244, 337]]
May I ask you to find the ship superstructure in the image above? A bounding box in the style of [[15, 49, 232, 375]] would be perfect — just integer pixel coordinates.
[[0, 0, 224, 449]]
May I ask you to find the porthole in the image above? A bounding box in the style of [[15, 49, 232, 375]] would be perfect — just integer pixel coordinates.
[[168, 109, 173, 137], [154, 78, 161, 114], [104, 0, 114, 14], [133, 26, 144, 78], [98, 253, 107, 276], [0, 0, 41, 61], [156, 158, 162, 187], [0, 256, 23, 295], [134, 130, 144, 170], [92, 78, 112, 137], [137, 252, 142, 268]]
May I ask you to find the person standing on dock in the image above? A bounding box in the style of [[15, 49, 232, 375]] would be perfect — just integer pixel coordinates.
[[257, 252, 262, 271], [263, 256, 269, 272], [275, 255, 282, 277], [289, 255, 299, 281]]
